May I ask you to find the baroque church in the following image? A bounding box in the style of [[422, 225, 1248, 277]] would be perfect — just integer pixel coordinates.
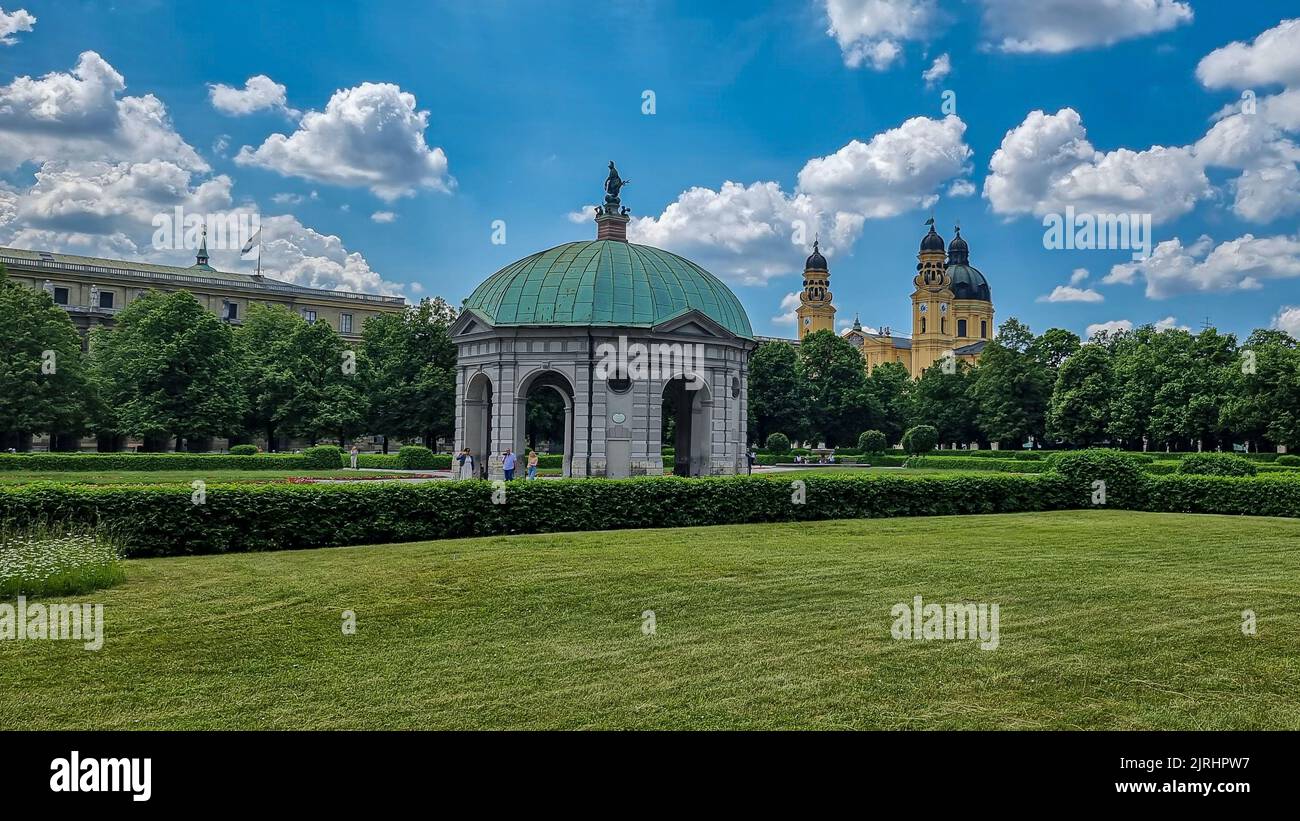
[[792, 219, 994, 377]]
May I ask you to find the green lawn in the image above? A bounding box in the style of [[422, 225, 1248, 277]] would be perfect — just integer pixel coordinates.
[[2, 510, 1297, 730]]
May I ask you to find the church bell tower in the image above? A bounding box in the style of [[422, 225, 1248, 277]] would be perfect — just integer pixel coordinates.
[[911, 218, 954, 373], [796, 240, 835, 340]]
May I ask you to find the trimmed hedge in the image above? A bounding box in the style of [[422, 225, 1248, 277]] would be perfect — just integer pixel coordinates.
[[1046, 450, 1150, 508], [1178, 452, 1257, 477], [396, 446, 438, 470], [0, 452, 311, 472], [765, 433, 791, 454], [0, 473, 1080, 557], [302, 445, 344, 469], [1277, 455, 1300, 467], [229, 444, 259, 456], [1139, 474, 1300, 518]]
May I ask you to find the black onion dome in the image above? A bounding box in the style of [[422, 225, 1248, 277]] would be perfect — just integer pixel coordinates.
[[944, 226, 990, 300], [920, 222, 945, 252], [947, 227, 969, 264], [805, 240, 827, 271], [947, 264, 991, 301]]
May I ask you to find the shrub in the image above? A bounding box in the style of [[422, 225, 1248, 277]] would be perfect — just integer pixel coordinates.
[[0, 453, 308, 472], [902, 425, 938, 456], [0, 523, 125, 598], [765, 433, 791, 454], [1139, 474, 1300, 518], [857, 430, 887, 454], [1045, 449, 1149, 507], [229, 444, 259, 456], [396, 445, 438, 470], [1178, 452, 1257, 477], [0, 473, 1079, 557], [302, 445, 343, 470], [1275, 455, 1300, 467]]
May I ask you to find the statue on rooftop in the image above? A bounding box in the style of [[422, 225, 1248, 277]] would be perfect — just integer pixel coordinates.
[[604, 161, 629, 204]]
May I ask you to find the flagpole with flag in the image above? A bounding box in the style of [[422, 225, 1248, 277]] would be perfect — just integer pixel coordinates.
[[241, 227, 262, 278]]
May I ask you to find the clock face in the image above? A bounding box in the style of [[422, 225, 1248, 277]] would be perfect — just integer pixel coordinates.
[[940, 303, 949, 314], [803, 317, 811, 326], [918, 303, 928, 314]]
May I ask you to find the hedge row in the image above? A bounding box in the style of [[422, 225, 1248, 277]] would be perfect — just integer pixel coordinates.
[[0, 473, 1080, 557], [5, 470, 1297, 558], [0, 453, 312, 472], [0, 451, 572, 472]]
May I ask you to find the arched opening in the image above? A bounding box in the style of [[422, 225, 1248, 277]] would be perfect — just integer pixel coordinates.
[[463, 372, 493, 479], [515, 370, 575, 478], [662, 375, 711, 477]]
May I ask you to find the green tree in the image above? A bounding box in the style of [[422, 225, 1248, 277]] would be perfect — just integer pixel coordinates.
[[89, 290, 245, 449], [279, 319, 367, 446], [911, 361, 978, 446], [902, 424, 938, 455], [857, 430, 887, 454], [864, 361, 912, 444], [235, 304, 303, 450], [1221, 329, 1299, 451], [796, 330, 870, 446], [0, 265, 93, 449], [1048, 343, 1114, 446], [748, 341, 805, 445], [361, 298, 457, 449], [972, 318, 1051, 448]]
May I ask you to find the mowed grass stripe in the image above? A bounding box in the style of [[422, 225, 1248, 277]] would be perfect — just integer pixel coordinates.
[[1, 510, 1297, 729]]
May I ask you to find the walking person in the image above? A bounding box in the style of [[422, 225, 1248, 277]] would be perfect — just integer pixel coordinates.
[[526, 449, 539, 480], [502, 448, 516, 481], [747, 448, 756, 474]]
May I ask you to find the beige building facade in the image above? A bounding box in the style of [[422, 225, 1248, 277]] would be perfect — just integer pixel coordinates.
[[1, 241, 405, 341]]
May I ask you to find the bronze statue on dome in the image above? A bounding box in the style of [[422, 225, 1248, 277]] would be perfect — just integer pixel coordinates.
[[604, 161, 629, 204]]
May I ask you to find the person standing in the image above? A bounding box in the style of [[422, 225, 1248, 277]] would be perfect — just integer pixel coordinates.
[[502, 448, 517, 480], [457, 448, 475, 480], [526, 449, 539, 480], [349, 445, 359, 470]]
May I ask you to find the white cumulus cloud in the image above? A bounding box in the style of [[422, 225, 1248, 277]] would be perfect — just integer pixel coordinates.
[[984, 108, 1209, 223], [627, 115, 972, 285], [0, 51, 206, 172], [1038, 285, 1104, 303], [0, 6, 35, 45], [922, 53, 950, 87], [208, 75, 298, 117], [1086, 319, 1133, 339], [980, 0, 1192, 54], [236, 81, 452, 201], [1273, 305, 1300, 337], [1196, 17, 1300, 90], [823, 0, 936, 70], [1106, 232, 1300, 298]]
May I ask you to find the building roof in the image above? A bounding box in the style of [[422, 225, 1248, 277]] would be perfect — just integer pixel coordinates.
[[0, 245, 405, 307], [464, 240, 754, 339], [947, 263, 991, 301], [954, 340, 987, 356]]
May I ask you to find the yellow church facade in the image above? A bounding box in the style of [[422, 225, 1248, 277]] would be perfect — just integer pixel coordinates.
[[794, 220, 994, 377]]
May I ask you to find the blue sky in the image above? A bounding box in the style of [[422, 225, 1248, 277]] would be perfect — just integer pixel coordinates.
[[1, 0, 1298, 341]]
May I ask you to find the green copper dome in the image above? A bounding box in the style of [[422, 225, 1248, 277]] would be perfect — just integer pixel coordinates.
[[464, 240, 753, 338]]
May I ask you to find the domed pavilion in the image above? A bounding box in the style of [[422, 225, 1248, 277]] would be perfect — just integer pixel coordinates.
[[451, 164, 756, 479]]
